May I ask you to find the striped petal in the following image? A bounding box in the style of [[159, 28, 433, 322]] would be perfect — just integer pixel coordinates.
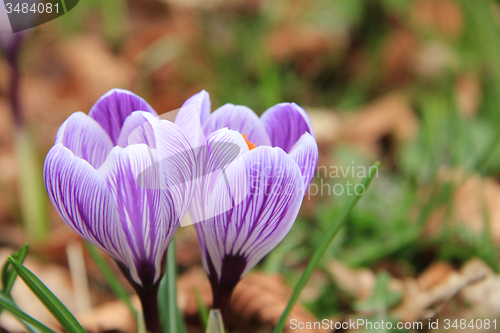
[[289, 132, 318, 191], [45, 126, 194, 287], [153, 120, 196, 218], [116, 111, 159, 148], [43, 145, 128, 276], [89, 89, 157, 145], [195, 146, 303, 283], [175, 90, 210, 148], [55, 112, 113, 168], [182, 90, 211, 125], [98, 144, 190, 285], [260, 103, 314, 153], [202, 104, 271, 147], [188, 129, 248, 226]]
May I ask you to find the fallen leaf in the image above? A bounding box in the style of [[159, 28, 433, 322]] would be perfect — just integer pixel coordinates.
[[178, 269, 328, 333], [267, 25, 331, 61], [57, 35, 136, 105], [460, 259, 500, 317], [382, 29, 417, 86], [411, 0, 463, 39], [328, 259, 488, 323], [416, 262, 454, 291], [177, 266, 212, 318], [454, 175, 500, 243], [391, 260, 486, 322], [327, 260, 376, 300], [77, 298, 138, 333], [412, 41, 458, 79], [455, 74, 481, 118], [345, 93, 419, 155], [231, 273, 329, 333], [306, 107, 343, 145]]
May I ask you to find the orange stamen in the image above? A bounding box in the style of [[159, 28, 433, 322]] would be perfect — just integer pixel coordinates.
[[241, 134, 256, 150]]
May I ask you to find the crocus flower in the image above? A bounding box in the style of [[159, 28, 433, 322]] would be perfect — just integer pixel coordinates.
[[0, 1, 24, 59], [175, 91, 318, 316], [1, 0, 28, 127], [44, 89, 195, 333]]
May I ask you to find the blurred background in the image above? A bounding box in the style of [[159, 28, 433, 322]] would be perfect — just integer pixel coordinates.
[[1, 0, 500, 332]]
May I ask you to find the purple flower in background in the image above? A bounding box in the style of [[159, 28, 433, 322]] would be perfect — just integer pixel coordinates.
[[1, 0, 30, 127], [175, 91, 318, 315], [44, 89, 195, 333], [0, 1, 25, 59]]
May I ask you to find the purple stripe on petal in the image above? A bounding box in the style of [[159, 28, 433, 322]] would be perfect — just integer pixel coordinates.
[[188, 129, 248, 226], [195, 146, 303, 281], [288, 132, 318, 192], [89, 89, 157, 145], [181, 90, 211, 125], [153, 120, 196, 222], [203, 104, 271, 147], [260, 103, 314, 153], [55, 112, 113, 168], [175, 93, 207, 148], [43, 145, 129, 276], [99, 145, 186, 284], [116, 111, 159, 148]]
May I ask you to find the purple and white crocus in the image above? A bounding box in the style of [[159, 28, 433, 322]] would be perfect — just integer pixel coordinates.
[[44, 89, 195, 333], [175, 91, 318, 316]]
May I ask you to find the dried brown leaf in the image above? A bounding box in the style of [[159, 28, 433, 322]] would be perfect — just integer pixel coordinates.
[[455, 75, 481, 118], [391, 260, 486, 322], [436, 174, 500, 243], [306, 108, 343, 145], [416, 262, 454, 291], [57, 36, 136, 105], [327, 260, 376, 300], [382, 29, 417, 85], [77, 298, 138, 333], [230, 273, 328, 333], [179, 269, 327, 333], [411, 0, 463, 39], [460, 259, 500, 317], [268, 26, 330, 61], [345, 93, 419, 155]]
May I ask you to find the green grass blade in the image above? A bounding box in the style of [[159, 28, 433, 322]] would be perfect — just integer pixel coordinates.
[[159, 239, 187, 333], [194, 289, 208, 329], [272, 162, 380, 333], [7, 257, 87, 333], [0, 293, 56, 333], [2, 244, 29, 295], [0, 244, 30, 317], [205, 309, 224, 333], [15, 130, 49, 242], [84, 242, 136, 318]]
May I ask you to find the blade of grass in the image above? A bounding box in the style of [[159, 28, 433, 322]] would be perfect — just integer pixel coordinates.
[[159, 239, 187, 333], [8, 257, 87, 333], [15, 130, 49, 242], [272, 162, 379, 333], [0, 293, 56, 333], [2, 244, 29, 295], [194, 289, 208, 329], [0, 244, 30, 317], [205, 309, 225, 333], [84, 242, 136, 318]]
